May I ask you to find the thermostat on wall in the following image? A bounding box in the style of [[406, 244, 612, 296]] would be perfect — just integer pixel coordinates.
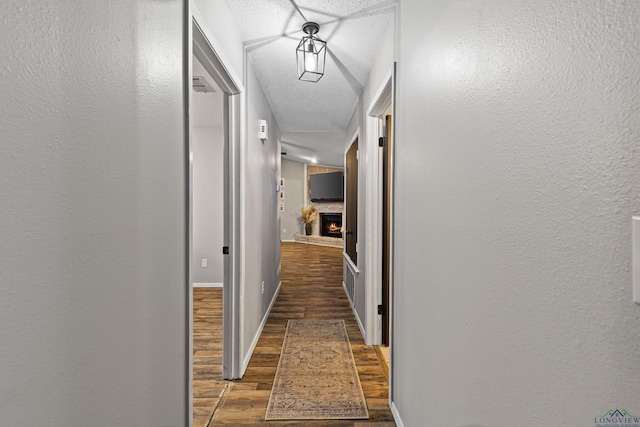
[[259, 120, 268, 141]]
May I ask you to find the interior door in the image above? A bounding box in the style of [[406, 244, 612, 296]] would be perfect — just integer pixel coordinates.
[[345, 139, 358, 264]]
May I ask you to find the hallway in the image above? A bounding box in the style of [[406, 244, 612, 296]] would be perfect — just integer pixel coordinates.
[[194, 242, 394, 426]]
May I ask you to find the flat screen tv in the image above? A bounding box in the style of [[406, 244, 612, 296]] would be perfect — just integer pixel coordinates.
[[310, 171, 344, 202]]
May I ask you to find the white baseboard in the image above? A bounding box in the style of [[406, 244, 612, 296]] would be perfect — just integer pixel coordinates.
[[280, 239, 296, 242], [343, 280, 366, 339], [390, 401, 405, 427], [241, 280, 282, 374], [193, 282, 223, 288]]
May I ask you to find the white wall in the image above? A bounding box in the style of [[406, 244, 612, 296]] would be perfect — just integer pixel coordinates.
[[0, 1, 187, 426], [280, 159, 305, 240], [193, 126, 224, 284], [192, 0, 244, 88], [393, 1, 640, 426]]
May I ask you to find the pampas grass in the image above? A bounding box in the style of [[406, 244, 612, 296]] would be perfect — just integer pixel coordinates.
[[300, 206, 318, 224]]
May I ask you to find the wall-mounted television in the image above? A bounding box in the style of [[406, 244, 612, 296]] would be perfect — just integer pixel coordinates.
[[310, 171, 344, 202]]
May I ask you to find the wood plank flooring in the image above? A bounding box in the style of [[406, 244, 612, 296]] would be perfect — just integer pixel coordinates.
[[193, 287, 227, 427], [193, 242, 395, 426]]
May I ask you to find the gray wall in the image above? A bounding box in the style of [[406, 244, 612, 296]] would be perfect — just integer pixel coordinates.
[[393, 1, 640, 426], [280, 159, 306, 240], [243, 62, 282, 363], [192, 126, 224, 284], [0, 1, 187, 426]]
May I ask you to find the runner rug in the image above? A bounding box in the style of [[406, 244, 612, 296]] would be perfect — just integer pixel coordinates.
[[265, 319, 369, 420]]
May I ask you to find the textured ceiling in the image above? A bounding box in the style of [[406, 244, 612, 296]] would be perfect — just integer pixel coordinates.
[[224, 0, 396, 166]]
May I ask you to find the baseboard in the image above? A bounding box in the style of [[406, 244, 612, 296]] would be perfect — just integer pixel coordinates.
[[280, 239, 296, 242], [193, 282, 223, 288], [241, 280, 282, 375], [390, 401, 405, 427], [343, 280, 366, 339]]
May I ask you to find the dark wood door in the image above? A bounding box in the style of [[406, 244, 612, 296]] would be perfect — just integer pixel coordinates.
[[381, 115, 392, 346], [345, 139, 358, 265]]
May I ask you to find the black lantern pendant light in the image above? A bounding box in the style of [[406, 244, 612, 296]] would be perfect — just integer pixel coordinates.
[[296, 22, 326, 82]]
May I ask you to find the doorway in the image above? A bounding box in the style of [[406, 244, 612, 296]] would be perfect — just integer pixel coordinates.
[[364, 71, 395, 397], [189, 16, 243, 383], [190, 50, 226, 427]]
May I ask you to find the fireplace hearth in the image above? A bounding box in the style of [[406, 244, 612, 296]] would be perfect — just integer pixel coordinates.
[[320, 213, 343, 238]]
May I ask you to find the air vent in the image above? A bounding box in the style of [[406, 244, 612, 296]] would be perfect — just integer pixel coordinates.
[[192, 75, 216, 93]]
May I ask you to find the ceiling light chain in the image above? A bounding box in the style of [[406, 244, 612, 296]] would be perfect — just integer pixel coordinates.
[[296, 22, 326, 82]]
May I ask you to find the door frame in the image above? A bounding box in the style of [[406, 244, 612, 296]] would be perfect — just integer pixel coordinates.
[[364, 66, 395, 402], [364, 68, 395, 346], [344, 133, 360, 268], [189, 15, 244, 385]]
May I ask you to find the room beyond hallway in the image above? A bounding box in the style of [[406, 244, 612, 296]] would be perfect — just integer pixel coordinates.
[[200, 242, 394, 426]]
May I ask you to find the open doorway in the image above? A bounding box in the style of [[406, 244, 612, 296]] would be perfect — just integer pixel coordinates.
[[190, 17, 242, 380], [191, 52, 226, 427], [365, 71, 394, 396], [189, 16, 243, 426], [191, 56, 224, 290]]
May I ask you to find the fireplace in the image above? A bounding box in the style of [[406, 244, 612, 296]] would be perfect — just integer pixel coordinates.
[[320, 213, 343, 238]]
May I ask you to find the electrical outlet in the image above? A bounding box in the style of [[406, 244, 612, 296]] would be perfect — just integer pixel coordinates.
[[201, 259, 208, 268], [283, 228, 286, 233], [261, 281, 265, 294]]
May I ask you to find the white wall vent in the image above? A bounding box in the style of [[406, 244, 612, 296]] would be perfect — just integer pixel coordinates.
[[192, 75, 216, 93], [345, 263, 356, 305]]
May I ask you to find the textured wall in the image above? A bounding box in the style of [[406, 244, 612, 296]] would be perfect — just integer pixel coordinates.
[[0, 1, 187, 425], [393, 1, 640, 426]]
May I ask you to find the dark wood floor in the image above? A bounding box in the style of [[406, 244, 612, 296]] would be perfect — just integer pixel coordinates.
[[193, 242, 395, 426]]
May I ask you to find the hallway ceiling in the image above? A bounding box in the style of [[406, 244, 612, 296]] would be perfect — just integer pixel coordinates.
[[224, 0, 396, 167]]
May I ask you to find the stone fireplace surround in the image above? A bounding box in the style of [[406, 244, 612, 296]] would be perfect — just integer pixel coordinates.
[[306, 166, 344, 237], [294, 203, 343, 248], [307, 202, 344, 237]]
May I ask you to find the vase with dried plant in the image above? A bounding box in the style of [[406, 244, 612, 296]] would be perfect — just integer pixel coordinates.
[[300, 206, 317, 236]]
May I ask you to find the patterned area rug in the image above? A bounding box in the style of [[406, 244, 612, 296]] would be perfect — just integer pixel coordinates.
[[265, 319, 369, 420]]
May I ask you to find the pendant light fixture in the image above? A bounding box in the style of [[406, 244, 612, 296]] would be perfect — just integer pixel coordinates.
[[296, 22, 326, 83]]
